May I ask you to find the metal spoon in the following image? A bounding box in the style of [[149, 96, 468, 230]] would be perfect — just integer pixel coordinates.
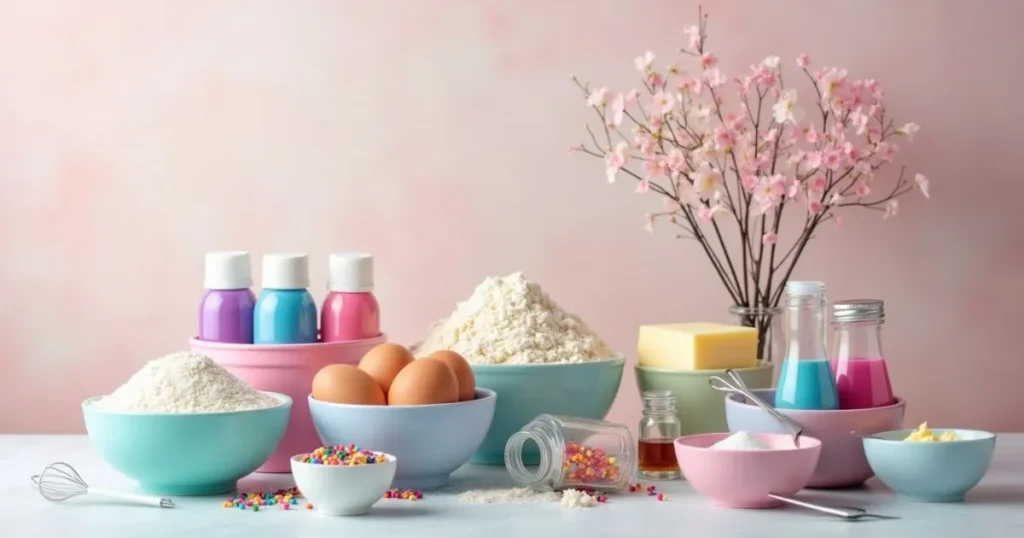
[[709, 369, 803, 446], [768, 494, 900, 520]]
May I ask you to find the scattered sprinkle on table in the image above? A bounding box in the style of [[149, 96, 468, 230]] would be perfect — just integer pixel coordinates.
[[223, 487, 302, 511], [299, 444, 390, 465], [384, 488, 423, 501]]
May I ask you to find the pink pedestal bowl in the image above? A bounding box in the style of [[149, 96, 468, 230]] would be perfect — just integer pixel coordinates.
[[189, 335, 387, 472]]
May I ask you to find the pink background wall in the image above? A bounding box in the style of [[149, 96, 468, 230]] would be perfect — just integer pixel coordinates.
[[2, 0, 1022, 433]]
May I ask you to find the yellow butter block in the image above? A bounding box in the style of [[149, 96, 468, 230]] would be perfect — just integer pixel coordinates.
[[638, 323, 758, 370]]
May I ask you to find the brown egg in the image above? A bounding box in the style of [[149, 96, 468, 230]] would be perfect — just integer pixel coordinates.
[[358, 343, 415, 395], [312, 364, 386, 405], [388, 357, 459, 406], [430, 350, 476, 401]]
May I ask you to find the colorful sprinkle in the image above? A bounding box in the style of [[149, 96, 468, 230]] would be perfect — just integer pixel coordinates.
[[384, 488, 424, 501], [561, 442, 622, 487], [597, 495, 608, 503], [222, 487, 303, 512], [306, 503, 314, 510], [298, 444, 389, 466], [657, 493, 667, 501]]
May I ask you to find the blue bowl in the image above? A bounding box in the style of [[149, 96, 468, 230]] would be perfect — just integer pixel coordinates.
[[470, 356, 625, 465], [82, 392, 291, 495], [862, 428, 996, 502], [309, 388, 497, 490]]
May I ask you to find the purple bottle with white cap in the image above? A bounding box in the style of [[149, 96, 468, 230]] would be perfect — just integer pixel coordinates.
[[199, 251, 256, 344], [320, 252, 381, 342]]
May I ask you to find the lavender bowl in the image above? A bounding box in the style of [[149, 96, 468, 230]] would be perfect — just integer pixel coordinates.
[[725, 388, 905, 488]]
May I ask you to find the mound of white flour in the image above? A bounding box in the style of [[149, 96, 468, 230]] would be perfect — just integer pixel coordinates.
[[90, 351, 279, 413], [416, 272, 612, 365]]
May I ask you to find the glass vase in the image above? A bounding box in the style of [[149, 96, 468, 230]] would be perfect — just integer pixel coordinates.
[[729, 305, 784, 366]]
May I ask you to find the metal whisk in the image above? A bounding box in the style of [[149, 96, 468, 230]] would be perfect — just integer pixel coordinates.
[[31, 462, 175, 508]]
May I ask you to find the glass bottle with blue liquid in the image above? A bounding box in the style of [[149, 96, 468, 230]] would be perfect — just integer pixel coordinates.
[[254, 253, 318, 344], [775, 281, 839, 410]]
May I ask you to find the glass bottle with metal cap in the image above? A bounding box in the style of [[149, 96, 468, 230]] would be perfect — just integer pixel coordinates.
[[830, 299, 895, 409], [638, 390, 681, 480], [776, 281, 839, 410]]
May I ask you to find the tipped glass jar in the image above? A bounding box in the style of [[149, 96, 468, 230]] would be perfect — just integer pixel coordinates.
[[505, 414, 635, 491], [638, 390, 681, 480]]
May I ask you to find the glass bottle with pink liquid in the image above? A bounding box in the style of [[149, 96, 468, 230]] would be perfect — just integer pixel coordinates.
[[830, 299, 895, 409]]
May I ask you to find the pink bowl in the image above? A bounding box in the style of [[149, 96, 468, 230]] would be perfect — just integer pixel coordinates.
[[189, 335, 387, 472], [674, 433, 822, 509]]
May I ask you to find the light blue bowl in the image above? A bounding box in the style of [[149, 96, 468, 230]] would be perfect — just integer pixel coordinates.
[[82, 393, 291, 496], [470, 356, 625, 465], [862, 428, 996, 502], [309, 388, 496, 490]]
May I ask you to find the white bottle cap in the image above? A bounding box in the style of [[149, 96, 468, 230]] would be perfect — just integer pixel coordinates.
[[328, 252, 374, 292], [262, 253, 310, 290], [204, 251, 253, 289], [785, 280, 826, 297]]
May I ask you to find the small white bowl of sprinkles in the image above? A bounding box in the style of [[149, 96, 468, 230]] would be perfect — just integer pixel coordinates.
[[290, 445, 397, 516]]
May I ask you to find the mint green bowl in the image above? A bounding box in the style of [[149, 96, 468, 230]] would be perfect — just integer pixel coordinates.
[[470, 356, 625, 465], [82, 392, 291, 496]]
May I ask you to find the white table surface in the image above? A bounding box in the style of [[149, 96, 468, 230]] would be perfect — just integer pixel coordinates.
[[2, 434, 1022, 536]]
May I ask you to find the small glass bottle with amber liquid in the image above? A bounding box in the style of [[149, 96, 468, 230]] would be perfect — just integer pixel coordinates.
[[638, 390, 681, 480]]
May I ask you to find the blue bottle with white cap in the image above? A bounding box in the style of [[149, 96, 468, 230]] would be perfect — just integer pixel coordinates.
[[775, 280, 839, 410], [253, 253, 318, 344]]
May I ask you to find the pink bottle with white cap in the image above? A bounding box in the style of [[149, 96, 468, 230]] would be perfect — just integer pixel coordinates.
[[320, 252, 381, 342]]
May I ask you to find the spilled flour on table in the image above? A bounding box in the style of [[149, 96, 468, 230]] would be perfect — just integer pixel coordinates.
[[458, 486, 561, 504]]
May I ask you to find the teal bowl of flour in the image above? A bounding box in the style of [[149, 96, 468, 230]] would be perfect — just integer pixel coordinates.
[[862, 428, 996, 502], [82, 392, 291, 496], [469, 356, 625, 465]]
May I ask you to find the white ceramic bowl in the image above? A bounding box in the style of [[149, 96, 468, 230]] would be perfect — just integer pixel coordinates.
[[290, 452, 397, 516]]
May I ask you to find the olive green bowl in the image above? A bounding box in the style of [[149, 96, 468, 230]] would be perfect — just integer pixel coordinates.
[[635, 364, 774, 435]]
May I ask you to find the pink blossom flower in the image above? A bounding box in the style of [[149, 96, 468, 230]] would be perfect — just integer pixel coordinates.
[[634, 51, 656, 71], [804, 151, 822, 169], [741, 173, 759, 192], [738, 76, 753, 95], [883, 199, 899, 219], [762, 56, 781, 69], [691, 162, 723, 198], [609, 94, 626, 127], [644, 213, 655, 233], [897, 122, 920, 141], [843, 142, 864, 161], [666, 149, 686, 172], [753, 153, 771, 172], [649, 91, 676, 115], [819, 68, 848, 100], [787, 178, 803, 200], [644, 158, 668, 180], [587, 87, 610, 107], [803, 125, 819, 144], [636, 178, 651, 193], [753, 175, 786, 213], [698, 203, 726, 223], [796, 54, 810, 68], [876, 142, 898, 162], [700, 52, 719, 70], [772, 89, 800, 124], [809, 175, 828, 192], [605, 141, 630, 182], [915, 173, 930, 198], [765, 128, 779, 141], [714, 126, 737, 150], [684, 25, 701, 49], [822, 148, 844, 170], [850, 109, 870, 135], [808, 199, 823, 214], [828, 192, 842, 205], [647, 71, 666, 89], [762, 232, 778, 245], [855, 183, 871, 197], [626, 89, 640, 105], [704, 68, 726, 88], [865, 79, 883, 99], [855, 161, 874, 177]]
